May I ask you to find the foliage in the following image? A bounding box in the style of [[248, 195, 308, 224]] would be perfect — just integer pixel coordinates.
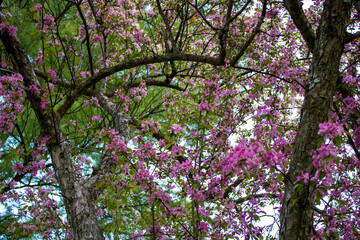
[[0, 0, 359, 239]]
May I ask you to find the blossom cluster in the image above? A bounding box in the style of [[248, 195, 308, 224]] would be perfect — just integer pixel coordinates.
[[318, 122, 344, 140], [0, 73, 24, 133]]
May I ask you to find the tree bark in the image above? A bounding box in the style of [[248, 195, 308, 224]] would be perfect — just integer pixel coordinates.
[[280, 1, 353, 239], [0, 16, 106, 240]]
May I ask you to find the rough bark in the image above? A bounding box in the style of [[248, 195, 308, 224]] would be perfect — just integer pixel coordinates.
[[279, 1, 353, 239], [0, 16, 105, 240]]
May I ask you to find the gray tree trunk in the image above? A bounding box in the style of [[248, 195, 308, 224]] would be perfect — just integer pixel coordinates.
[[0, 17, 106, 240], [280, 1, 353, 239]]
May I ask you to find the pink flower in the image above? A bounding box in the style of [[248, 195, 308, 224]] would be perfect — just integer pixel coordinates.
[[296, 171, 310, 184], [29, 84, 40, 94], [40, 99, 48, 109], [80, 71, 89, 79], [43, 14, 55, 28], [92, 34, 103, 42], [169, 124, 183, 134], [34, 50, 44, 66], [31, 150, 41, 158], [0, 22, 6, 31], [47, 69, 57, 83], [34, 3, 43, 12], [13, 162, 24, 174], [90, 97, 100, 106], [198, 222, 210, 232], [97, 209, 104, 216], [7, 25, 17, 36], [1, 58, 7, 68], [354, 126, 360, 148], [91, 115, 102, 121], [83, 100, 90, 108], [318, 122, 343, 139]]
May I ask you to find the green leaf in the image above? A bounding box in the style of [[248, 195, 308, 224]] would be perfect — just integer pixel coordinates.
[[315, 191, 322, 205], [317, 137, 325, 148], [322, 156, 332, 164], [294, 183, 303, 193], [256, 233, 264, 240], [333, 135, 342, 147], [96, 181, 106, 189]]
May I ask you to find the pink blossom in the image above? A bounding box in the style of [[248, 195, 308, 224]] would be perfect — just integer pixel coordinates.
[[169, 124, 183, 134], [40, 99, 48, 109], [90, 97, 100, 106], [83, 100, 90, 108], [91, 115, 102, 121], [43, 14, 55, 28], [31, 150, 41, 159], [354, 126, 360, 148], [29, 84, 40, 94], [7, 25, 17, 36], [179, 160, 193, 174], [198, 221, 210, 232], [80, 71, 89, 79], [13, 162, 24, 174], [141, 118, 160, 132], [296, 171, 310, 184], [92, 34, 103, 42], [97, 209, 104, 216], [1, 58, 7, 68], [0, 193, 6, 202], [0, 22, 6, 32], [318, 122, 344, 139], [47, 69, 57, 83], [34, 50, 44, 66], [33, 3, 43, 12]]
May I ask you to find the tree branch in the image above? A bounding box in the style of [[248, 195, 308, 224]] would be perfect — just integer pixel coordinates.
[[223, 177, 244, 199], [230, 0, 267, 66], [156, 0, 175, 52], [333, 102, 360, 161], [226, 0, 252, 25], [234, 193, 277, 204], [56, 52, 222, 117], [76, 3, 94, 76], [345, 31, 360, 43], [188, 1, 220, 31], [283, 0, 315, 52]]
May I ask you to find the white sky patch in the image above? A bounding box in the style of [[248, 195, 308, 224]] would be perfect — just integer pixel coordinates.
[[302, 1, 314, 9]]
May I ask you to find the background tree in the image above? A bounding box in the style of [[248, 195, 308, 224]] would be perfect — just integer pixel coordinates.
[[0, 0, 359, 239]]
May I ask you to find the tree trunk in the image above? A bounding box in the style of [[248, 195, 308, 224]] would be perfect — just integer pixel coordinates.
[[279, 1, 353, 239], [0, 18, 105, 240]]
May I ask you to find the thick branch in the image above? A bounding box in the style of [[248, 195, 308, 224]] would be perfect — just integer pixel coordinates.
[[223, 177, 244, 199], [56, 52, 222, 117], [218, 0, 235, 62], [345, 31, 360, 43], [283, 0, 316, 52], [230, 0, 267, 66]]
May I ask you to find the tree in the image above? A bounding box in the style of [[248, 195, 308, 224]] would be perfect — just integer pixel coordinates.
[[0, 0, 359, 239]]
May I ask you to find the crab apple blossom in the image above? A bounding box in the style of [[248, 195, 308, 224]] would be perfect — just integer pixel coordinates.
[[0, 0, 360, 239]]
